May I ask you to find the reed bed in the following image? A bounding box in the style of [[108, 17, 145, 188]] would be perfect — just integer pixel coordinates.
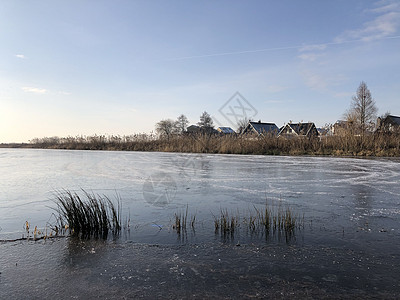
[[215, 202, 303, 239], [54, 190, 121, 239], [172, 202, 302, 241], [11, 131, 399, 156], [213, 209, 239, 235], [173, 205, 196, 234]]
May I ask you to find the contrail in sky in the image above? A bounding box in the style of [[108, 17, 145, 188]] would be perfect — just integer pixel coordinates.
[[163, 35, 400, 62]]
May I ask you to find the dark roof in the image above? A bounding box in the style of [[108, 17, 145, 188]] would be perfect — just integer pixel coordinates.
[[217, 127, 235, 134], [187, 125, 199, 129], [279, 122, 318, 136], [387, 115, 400, 126], [244, 121, 279, 135], [186, 125, 200, 132], [290, 123, 316, 135]]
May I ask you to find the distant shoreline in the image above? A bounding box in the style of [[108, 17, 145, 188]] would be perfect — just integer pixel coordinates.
[[2, 133, 400, 157]]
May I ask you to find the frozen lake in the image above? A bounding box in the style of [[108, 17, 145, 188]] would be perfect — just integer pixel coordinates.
[[1, 148, 400, 244], [1, 149, 400, 297]]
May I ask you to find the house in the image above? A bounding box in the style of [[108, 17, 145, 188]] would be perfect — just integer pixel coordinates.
[[217, 127, 235, 134], [377, 115, 400, 132], [332, 120, 351, 135], [317, 124, 334, 136], [186, 124, 218, 134], [242, 121, 279, 136], [278, 122, 319, 138], [186, 125, 201, 133]]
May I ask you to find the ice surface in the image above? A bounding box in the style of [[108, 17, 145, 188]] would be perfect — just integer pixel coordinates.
[[0, 149, 400, 244], [2, 149, 400, 298]]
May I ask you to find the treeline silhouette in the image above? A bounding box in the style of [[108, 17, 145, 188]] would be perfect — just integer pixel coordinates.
[[3, 132, 400, 156]]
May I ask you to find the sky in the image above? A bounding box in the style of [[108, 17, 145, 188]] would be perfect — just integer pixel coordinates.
[[1, 0, 400, 142]]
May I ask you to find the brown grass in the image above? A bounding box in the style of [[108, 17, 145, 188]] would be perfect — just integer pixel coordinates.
[[54, 189, 121, 239], [214, 202, 303, 240], [3, 131, 400, 156], [173, 205, 196, 234]]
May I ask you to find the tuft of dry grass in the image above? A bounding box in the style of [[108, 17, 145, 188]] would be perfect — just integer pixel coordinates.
[[173, 205, 196, 234], [215, 201, 303, 240], [214, 209, 239, 235], [54, 189, 121, 239]]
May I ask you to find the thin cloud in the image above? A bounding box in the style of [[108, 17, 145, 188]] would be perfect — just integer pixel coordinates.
[[164, 36, 400, 63], [57, 91, 72, 96], [298, 44, 327, 52], [22, 87, 48, 94], [15, 54, 26, 59], [165, 1, 400, 63], [264, 99, 285, 104], [298, 53, 323, 62], [301, 70, 327, 90], [266, 85, 289, 93], [301, 69, 348, 93], [163, 45, 304, 61], [369, 2, 399, 13], [334, 92, 354, 98], [335, 1, 400, 42]]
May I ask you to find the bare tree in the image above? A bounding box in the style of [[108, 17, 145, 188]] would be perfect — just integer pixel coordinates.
[[346, 81, 378, 132], [197, 111, 214, 132], [175, 114, 189, 134], [155, 119, 178, 139], [380, 111, 391, 119], [236, 118, 251, 134], [377, 111, 391, 132]]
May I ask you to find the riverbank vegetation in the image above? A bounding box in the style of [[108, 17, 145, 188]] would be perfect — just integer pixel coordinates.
[[4, 193, 300, 243], [170, 201, 302, 242], [213, 202, 302, 241], [2, 131, 400, 157], [54, 190, 121, 239], [173, 205, 196, 235]]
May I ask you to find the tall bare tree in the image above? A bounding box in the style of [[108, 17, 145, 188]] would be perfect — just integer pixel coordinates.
[[346, 81, 377, 132]]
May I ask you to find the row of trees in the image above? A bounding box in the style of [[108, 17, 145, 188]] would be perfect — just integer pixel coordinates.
[[155, 111, 215, 138]]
